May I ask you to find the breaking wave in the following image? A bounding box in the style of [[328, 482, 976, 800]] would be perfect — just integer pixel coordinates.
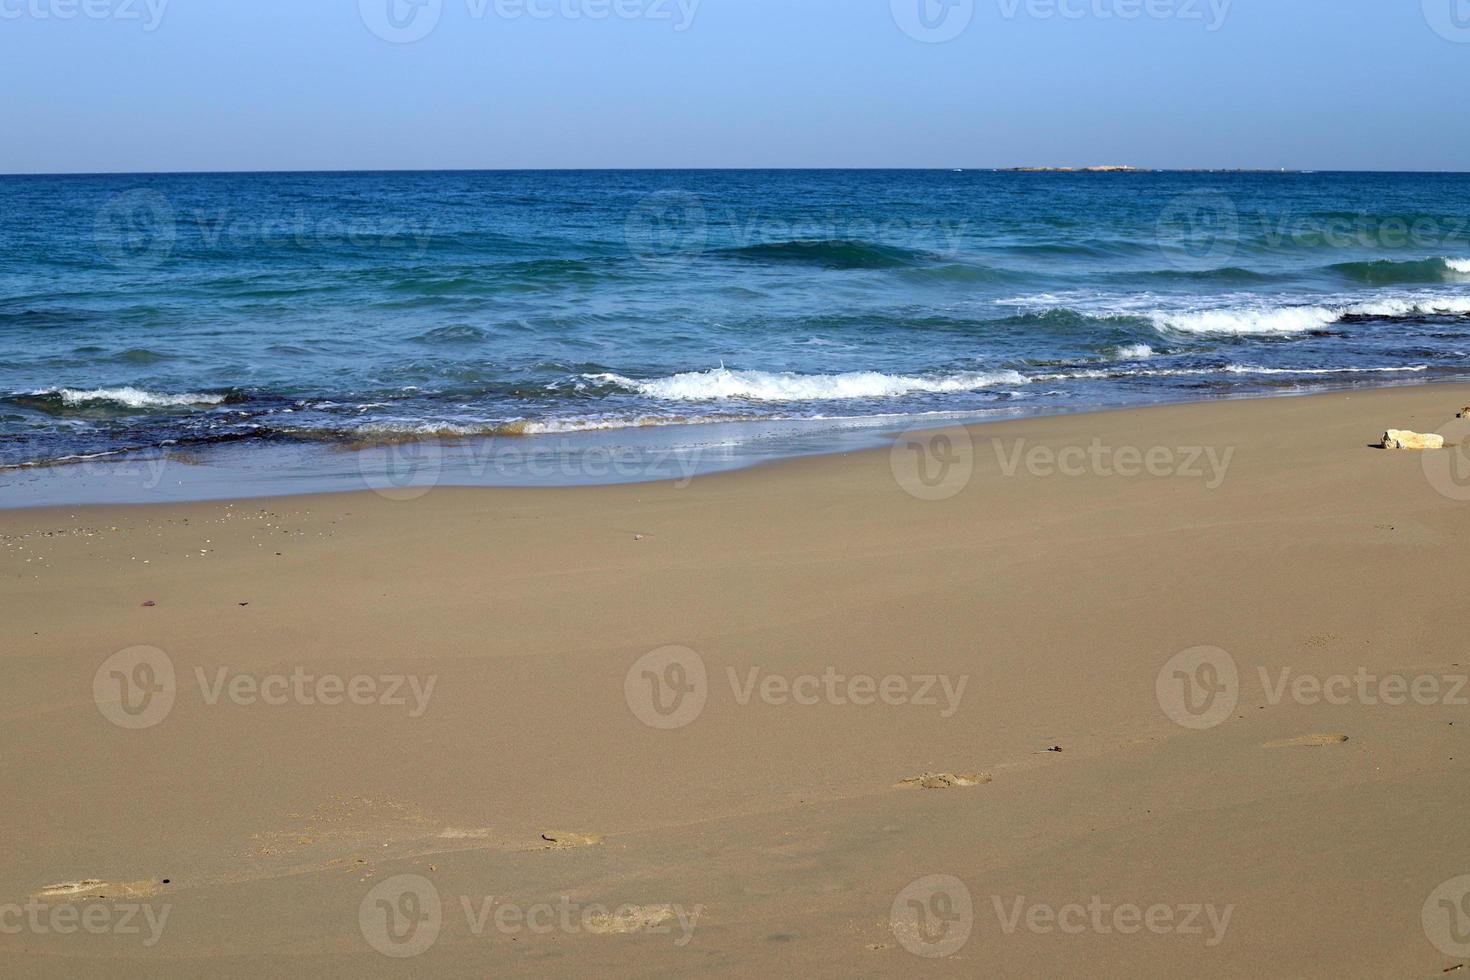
[[587, 367, 1027, 401]]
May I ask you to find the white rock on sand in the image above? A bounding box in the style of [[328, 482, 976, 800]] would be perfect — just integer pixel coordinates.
[[1381, 429, 1445, 450]]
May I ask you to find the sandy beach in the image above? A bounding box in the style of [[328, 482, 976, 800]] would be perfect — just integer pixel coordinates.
[[4, 382, 1470, 978]]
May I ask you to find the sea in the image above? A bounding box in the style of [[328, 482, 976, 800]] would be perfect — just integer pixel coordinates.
[[3, 169, 1470, 502]]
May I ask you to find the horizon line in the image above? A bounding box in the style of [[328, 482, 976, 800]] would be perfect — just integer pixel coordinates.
[[4, 166, 1470, 178]]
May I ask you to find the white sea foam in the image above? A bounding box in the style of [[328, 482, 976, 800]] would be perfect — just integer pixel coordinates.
[[1151, 294, 1470, 335], [587, 367, 1027, 401], [1030, 364, 1430, 382], [1222, 364, 1429, 376], [1445, 258, 1470, 274], [1113, 344, 1155, 359], [44, 387, 227, 408], [1151, 306, 1340, 335], [1344, 295, 1470, 317], [1002, 288, 1470, 337]]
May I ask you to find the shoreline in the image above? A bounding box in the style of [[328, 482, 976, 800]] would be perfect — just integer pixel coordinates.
[[2, 375, 1464, 511]]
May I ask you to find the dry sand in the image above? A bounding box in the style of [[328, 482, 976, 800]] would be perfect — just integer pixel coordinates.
[[4, 384, 1470, 978]]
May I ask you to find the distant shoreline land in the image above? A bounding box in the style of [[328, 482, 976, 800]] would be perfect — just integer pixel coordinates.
[[999, 165, 1298, 173]]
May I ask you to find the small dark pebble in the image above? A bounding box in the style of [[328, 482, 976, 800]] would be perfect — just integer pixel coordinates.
[[1047, 746, 1064, 753], [141, 600, 157, 607]]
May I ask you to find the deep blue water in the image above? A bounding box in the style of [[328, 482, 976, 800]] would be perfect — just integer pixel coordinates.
[[3, 169, 1470, 480]]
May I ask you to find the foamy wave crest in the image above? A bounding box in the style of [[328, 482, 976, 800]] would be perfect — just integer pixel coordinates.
[[1448, 258, 1470, 274], [1152, 307, 1340, 335], [1113, 344, 1155, 360], [1223, 364, 1429, 376], [1151, 294, 1470, 335], [589, 368, 1027, 401], [335, 413, 765, 441], [1030, 363, 1429, 382], [44, 387, 229, 408], [1344, 296, 1470, 317]]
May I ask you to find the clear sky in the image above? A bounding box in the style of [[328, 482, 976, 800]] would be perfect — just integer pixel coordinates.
[[2, 0, 1466, 174]]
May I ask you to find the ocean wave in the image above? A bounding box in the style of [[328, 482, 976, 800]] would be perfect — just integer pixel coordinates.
[[111, 348, 174, 365], [14, 387, 233, 410], [328, 413, 766, 442], [1030, 364, 1431, 382], [1000, 240, 1152, 260], [1344, 295, 1470, 318], [1222, 364, 1429, 376], [412, 324, 489, 344], [1327, 257, 1470, 285], [713, 240, 932, 270], [1150, 307, 1340, 335], [1127, 266, 1281, 285], [896, 262, 1032, 285], [1151, 296, 1470, 335], [587, 367, 1027, 401]]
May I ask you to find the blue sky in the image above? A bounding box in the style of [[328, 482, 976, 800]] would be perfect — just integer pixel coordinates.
[[2, 0, 1467, 173]]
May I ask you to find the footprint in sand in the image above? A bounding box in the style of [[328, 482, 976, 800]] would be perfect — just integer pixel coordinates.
[[540, 831, 605, 849], [37, 880, 106, 899], [437, 827, 496, 840], [37, 879, 165, 901], [1263, 734, 1350, 748], [582, 905, 677, 935], [897, 772, 992, 790]]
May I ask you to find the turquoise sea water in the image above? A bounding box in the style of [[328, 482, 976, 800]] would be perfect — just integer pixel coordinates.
[[3, 169, 1470, 497]]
